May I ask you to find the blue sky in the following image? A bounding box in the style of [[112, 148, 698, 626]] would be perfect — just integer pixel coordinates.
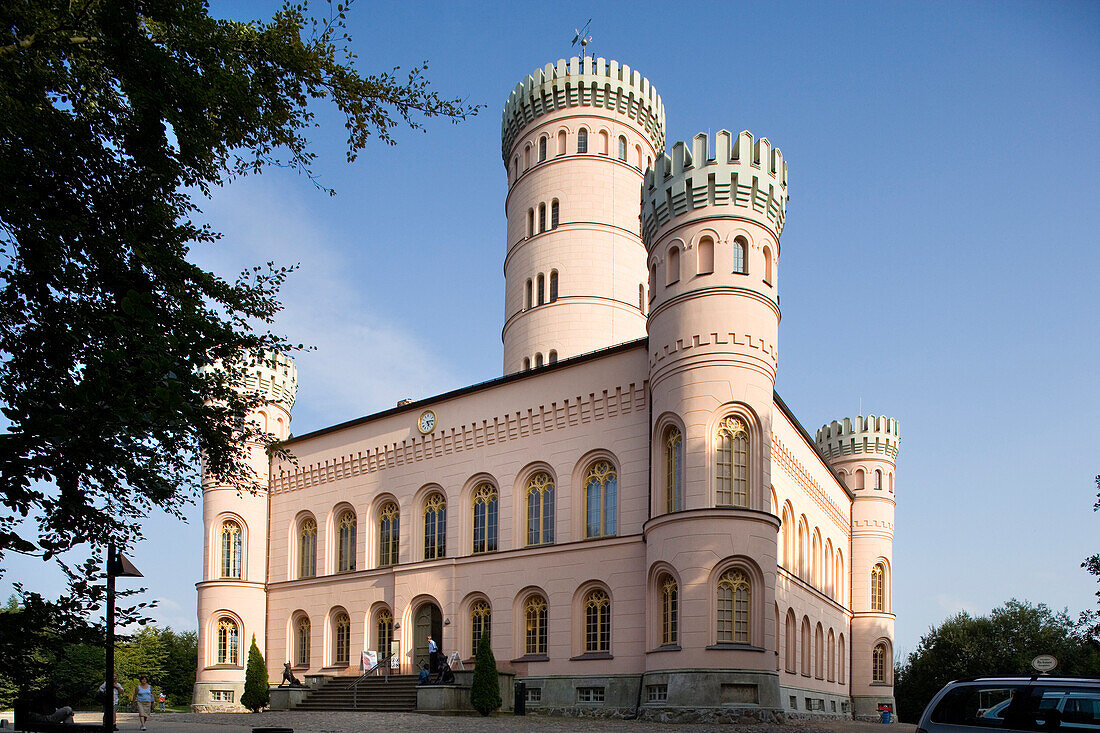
[[3, 0, 1098, 659]]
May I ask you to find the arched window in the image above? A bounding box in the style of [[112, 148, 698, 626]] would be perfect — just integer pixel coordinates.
[[639, 284, 645, 311], [526, 472, 554, 546], [785, 611, 797, 672], [734, 237, 748, 274], [423, 493, 446, 560], [512, 157, 518, 181], [548, 350, 557, 364], [471, 600, 491, 652], [216, 617, 239, 665], [577, 128, 588, 153], [717, 569, 751, 643], [534, 352, 543, 368], [827, 630, 836, 682], [524, 144, 531, 169], [298, 518, 316, 578], [584, 461, 617, 538], [538, 136, 547, 162], [524, 279, 532, 309], [525, 595, 548, 656], [635, 144, 643, 168], [220, 520, 242, 579], [538, 203, 546, 233], [337, 510, 356, 572], [871, 562, 886, 611], [801, 617, 811, 675], [522, 357, 530, 371], [537, 273, 545, 305], [838, 634, 847, 683], [549, 270, 558, 301], [797, 518, 808, 579], [698, 236, 714, 274], [872, 642, 888, 683], [855, 469, 866, 490], [377, 610, 393, 662], [666, 246, 680, 285], [716, 416, 749, 507], [472, 483, 498, 554], [874, 469, 883, 490], [836, 551, 845, 605], [557, 129, 566, 155], [334, 612, 350, 665], [649, 263, 656, 297], [664, 426, 683, 513], [296, 616, 310, 667], [763, 245, 773, 284], [815, 624, 824, 679], [660, 575, 678, 646], [812, 529, 822, 587], [825, 540, 834, 596], [584, 589, 610, 652], [551, 200, 559, 229], [599, 130, 609, 155], [617, 135, 627, 160], [526, 209, 534, 237], [378, 502, 399, 567]]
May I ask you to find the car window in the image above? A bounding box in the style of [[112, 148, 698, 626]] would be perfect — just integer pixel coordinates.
[[931, 686, 1029, 728], [1031, 686, 1100, 732]]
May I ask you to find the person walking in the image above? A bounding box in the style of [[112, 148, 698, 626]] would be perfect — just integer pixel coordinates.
[[132, 676, 154, 731], [97, 675, 125, 731]]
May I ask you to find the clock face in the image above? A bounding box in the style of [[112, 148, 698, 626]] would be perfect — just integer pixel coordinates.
[[418, 410, 436, 434]]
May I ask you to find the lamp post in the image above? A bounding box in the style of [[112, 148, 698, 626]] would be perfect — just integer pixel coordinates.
[[104, 543, 142, 733]]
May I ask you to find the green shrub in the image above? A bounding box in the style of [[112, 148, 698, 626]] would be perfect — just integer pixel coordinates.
[[470, 632, 501, 716], [239, 635, 269, 712]]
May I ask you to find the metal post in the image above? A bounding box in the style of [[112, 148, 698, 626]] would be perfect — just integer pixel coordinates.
[[104, 543, 115, 733]]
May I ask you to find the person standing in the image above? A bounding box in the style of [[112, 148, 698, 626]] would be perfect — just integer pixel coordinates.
[[132, 675, 153, 731], [427, 635, 438, 673], [158, 691, 166, 711], [97, 675, 125, 731]]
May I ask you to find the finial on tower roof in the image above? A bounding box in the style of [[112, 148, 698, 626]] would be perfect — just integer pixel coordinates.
[[571, 19, 592, 61]]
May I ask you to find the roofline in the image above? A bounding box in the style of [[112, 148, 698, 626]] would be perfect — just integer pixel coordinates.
[[772, 390, 855, 501], [283, 338, 649, 446]]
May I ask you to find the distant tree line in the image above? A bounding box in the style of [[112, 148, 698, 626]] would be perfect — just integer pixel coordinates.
[[894, 599, 1100, 722]]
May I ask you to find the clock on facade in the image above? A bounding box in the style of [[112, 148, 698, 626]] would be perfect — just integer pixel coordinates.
[[417, 410, 436, 434]]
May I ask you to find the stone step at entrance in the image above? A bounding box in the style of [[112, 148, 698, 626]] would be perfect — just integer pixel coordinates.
[[292, 674, 419, 712]]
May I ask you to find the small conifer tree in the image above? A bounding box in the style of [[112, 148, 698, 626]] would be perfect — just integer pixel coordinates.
[[239, 635, 269, 712], [470, 632, 501, 716]]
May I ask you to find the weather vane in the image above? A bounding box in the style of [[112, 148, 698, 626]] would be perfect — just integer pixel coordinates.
[[571, 19, 592, 61]]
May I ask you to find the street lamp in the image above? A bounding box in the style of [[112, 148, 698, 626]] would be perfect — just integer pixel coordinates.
[[104, 543, 142, 733]]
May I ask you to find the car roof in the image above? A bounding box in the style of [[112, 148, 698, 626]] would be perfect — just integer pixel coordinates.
[[951, 677, 1100, 685]]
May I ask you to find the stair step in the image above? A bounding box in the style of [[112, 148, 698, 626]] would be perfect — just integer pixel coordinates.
[[291, 674, 420, 712]]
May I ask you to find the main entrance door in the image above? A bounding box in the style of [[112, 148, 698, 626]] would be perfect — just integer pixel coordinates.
[[413, 602, 442, 672]]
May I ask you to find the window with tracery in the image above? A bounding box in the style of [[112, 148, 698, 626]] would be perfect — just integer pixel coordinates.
[[296, 616, 310, 667], [378, 502, 399, 567], [377, 610, 393, 661], [584, 589, 610, 653], [660, 575, 678, 646], [618, 135, 627, 160], [717, 569, 751, 643], [298, 518, 316, 578], [471, 600, 491, 653], [716, 416, 749, 507], [551, 201, 559, 229], [871, 562, 886, 611], [549, 270, 558, 301], [734, 237, 747, 274], [665, 426, 683, 513], [538, 136, 547, 161], [423, 493, 446, 560], [577, 128, 588, 153], [334, 612, 350, 665], [472, 483, 498, 554], [337, 510, 356, 572], [525, 595, 548, 655], [216, 617, 239, 665], [526, 472, 555, 546], [872, 642, 887, 683], [584, 461, 617, 538], [220, 520, 242, 579]]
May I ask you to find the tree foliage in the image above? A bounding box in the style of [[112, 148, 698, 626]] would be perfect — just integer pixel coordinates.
[[239, 635, 269, 713], [470, 631, 501, 716], [0, 0, 478, 573], [1083, 475, 1100, 637], [894, 599, 1100, 722]]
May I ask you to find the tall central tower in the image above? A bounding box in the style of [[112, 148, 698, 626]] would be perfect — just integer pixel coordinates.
[[500, 57, 664, 374]]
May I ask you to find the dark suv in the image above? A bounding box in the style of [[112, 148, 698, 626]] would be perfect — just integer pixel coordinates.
[[918, 677, 1100, 733]]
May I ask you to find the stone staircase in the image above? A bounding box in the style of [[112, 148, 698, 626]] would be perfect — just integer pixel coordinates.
[[292, 674, 419, 712]]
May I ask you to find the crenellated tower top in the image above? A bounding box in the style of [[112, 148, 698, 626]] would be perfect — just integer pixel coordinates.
[[206, 351, 298, 410], [641, 130, 788, 249], [501, 56, 665, 159], [815, 414, 900, 461]]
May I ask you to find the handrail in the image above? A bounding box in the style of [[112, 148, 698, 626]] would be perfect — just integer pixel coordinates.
[[351, 655, 395, 708]]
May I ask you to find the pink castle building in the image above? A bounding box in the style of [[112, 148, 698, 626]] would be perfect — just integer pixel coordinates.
[[194, 56, 900, 720]]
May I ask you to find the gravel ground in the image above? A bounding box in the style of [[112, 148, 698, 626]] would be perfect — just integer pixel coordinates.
[[60, 710, 916, 733]]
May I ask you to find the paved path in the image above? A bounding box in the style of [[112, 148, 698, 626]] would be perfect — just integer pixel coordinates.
[[48, 711, 916, 733]]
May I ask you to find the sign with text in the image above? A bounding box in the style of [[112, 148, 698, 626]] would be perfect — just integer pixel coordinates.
[[1031, 654, 1058, 673]]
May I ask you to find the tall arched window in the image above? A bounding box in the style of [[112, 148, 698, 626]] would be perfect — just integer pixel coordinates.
[[538, 203, 546, 233], [617, 135, 627, 160], [716, 416, 749, 507], [524, 144, 530, 169], [584, 461, 617, 538], [216, 617, 239, 665], [635, 144, 643, 168], [378, 502, 399, 567], [470, 600, 491, 652], [298, 518, 316, 578], [801, 617, 811, 675], [599, 130, 609, 155], [537, 273, 545, 305], [557, 129, 566, 155], [525, 279, 532, 309], [337, 510, 356, 572], [551, 200, 559, 229], [664, 426, 683, 513], [872, 642, 888, 683], [549, 270, 558, 301], [639, 284, 645, 311], [584, 589, 610, 653], [377, 610, 393, 662], [785, 611, 797, 672], [717, 569, 751, 643], [538, 136, 547, 162], [526, 472, 554, 546], [838, 634, 847, 683], [763, 245, 773, 284], [698, 236, 714, 274], [734, 237, 748, 274], [812, 529, 822, 587], [526, 209, 534, 237], [874, 469, 883, 490], [815, 624, 824, 679], [220, 520, 242, 579], [548, 350, 557, 364], [836, 551, 845, 605], [871, 562, 886, 611], [534, 352, 543, 368], [522, 357, 530, 371], [827, 630, 836, 682], [423, 493, 446, 560], [472, 483, 498, 554], [525, 595, 548, 655], [512, 156, 518, 182], [660, 575, 678, 646], [577, 127, 588, 153], [296, 616, 310, 667], [334, 612, 350, 665], [666, 246, 680, 285]]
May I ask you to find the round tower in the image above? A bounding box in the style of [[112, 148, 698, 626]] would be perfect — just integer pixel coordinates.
[[500, 56, 665, 374], [640, 130, 787, 706], [193, 353, 297, 711], [815, 415, 899, 720]]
